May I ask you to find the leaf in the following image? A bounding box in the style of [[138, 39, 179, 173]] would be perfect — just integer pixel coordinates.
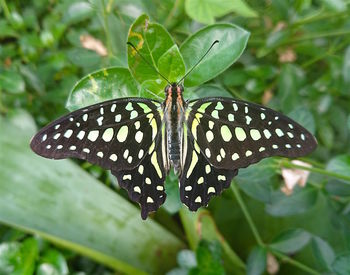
[[0, 238, 38, 275], [0, 116, 184, 274], [277, 64, 305, 113], [332, 253, 350, 275], [325, 155, 350, 196], [185, 0, 257, 25], [190, 240, 225, 275], [177, 250, 197, 269], [321, 0, 346, 11], [40, 249, 69, 275], [36, 263, 61, 275], [163, 170, 182, 214], [343, 46, 350, 83], [66, 48, 101, 68], [179, 209, 245, 272], [158, 45, 186, 83], [311, 236, 335, 271], [246, 246, 267, 275], [326, 155, 350, 177], [184, 84, 232, 100], [180, 24, 250, 87], [270, 229, 311, 254], [62, 2, 94, 25], [127, 14, 185, 95], [0, 70, 25, 94], [266, 186, 318, 216], [66, 67, 140, 111], [236, 159, 276, 203]]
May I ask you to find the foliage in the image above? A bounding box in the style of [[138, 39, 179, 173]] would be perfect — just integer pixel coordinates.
[[1, 0, 350, 274]]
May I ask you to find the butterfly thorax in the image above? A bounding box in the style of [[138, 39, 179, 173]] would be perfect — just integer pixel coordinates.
[[164, 84, 185, 175]]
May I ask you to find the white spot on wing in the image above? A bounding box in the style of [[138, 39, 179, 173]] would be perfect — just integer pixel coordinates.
[[97, 116, 104, 126], [102, 128, 114, 142], [117, 126, 128, 142], [115, 114, 121, 122], [232, 153, 239, 160], [250, 129, 261, 140], [87, 130, 99, 142], [109, 154, 117, 161], [221, 125, 232, 142], [206, 130, 214, 142], [77, 130, 85, 140], [135, 131, 143, 143], [64, 129, 73, 138], [235, 127, 246, 141]]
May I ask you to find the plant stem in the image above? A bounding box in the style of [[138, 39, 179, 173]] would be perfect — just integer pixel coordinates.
[[0, 0, 10, 21], [280, 160, 350, 183], [101, 0, 114, 57], [270, 249, 320, 275], [231, 181, 321, 274], [230, 182, 264, 247]]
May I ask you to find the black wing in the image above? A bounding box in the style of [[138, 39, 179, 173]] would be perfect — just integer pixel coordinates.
[[30, 97, 168, 219], [186, 97, 317, 170], [180, 97, 317, 209]]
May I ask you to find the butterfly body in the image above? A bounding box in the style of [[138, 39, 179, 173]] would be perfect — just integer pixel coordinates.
[[164, 84, 186, 175], [30, 83, 317, 219]]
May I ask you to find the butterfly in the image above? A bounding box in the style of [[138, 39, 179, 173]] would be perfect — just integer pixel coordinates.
[[30, 41, 317, 220]]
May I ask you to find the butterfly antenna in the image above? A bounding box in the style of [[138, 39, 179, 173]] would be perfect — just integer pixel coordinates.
[[177, 40, 219, 85], [127, 42, 171, 85]]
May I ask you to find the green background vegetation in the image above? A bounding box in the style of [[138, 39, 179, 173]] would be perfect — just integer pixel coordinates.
[[1, 0, 350, 274]]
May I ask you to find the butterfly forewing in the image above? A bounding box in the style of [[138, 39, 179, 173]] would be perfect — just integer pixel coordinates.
[[186, 97, 317, 170], [30, 98, 161, 171]]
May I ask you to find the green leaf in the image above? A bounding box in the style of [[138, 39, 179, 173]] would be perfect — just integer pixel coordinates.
[[62, 2, 94, 25], [325, 155, 350, 196], [190, 240, 225, 275], [270, 229, 311, 254], [66, 48, 101, 68], [246, 246, 267, 275], [127, 14, 184, 95], [321, 0, 346, 11], [0, 70, 25, 94], [185, 0, 257, 25], [177, 250, 197, 269], [36, 263, 60, 275], [0, 238, 38, 275], [40, 249, 69, 275], [311, 237, 335, 271], [343, 46, 350, 83], [180, 24, 250, 87], [0, 116, 184, 274], [158, 45, 186, 83], [327, 155, 350, 176], [66, 67, 140, 111], [184, 84, 232, 100], [332, 253, 350, 275], [266, 186, 318, 216], [236, 159, 276, 203], [179, 209, 245, 273], [163, 171, 182, 214], [277, 64, 305, 113]]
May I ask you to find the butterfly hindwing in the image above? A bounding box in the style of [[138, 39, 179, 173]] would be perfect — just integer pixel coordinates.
[[30, 98, 161, 172], [179, 124, 238, 211], [112, 132, 167, 219], [187, 97, 317, 170]]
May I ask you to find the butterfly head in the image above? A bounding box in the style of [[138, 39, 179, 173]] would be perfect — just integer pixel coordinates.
[[165, 83, 184, 96]]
